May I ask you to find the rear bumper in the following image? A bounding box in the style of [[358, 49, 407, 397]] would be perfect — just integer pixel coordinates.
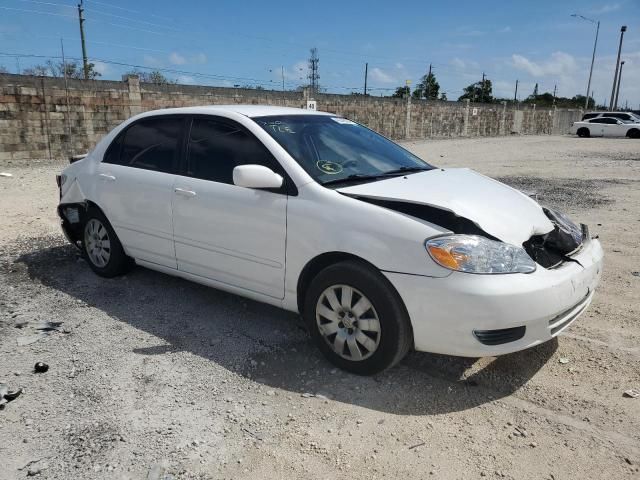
[[384, 238, 603, 357]]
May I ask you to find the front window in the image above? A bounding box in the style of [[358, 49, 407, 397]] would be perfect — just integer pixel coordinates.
[[255, 115, 434, 186]]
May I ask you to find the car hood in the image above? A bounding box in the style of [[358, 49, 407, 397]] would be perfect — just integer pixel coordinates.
[[337, 168, 555, 245]]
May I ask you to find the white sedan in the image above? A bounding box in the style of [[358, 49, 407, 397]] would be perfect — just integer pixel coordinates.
[[570, 117, 640, 138], [57, 106, 603, 374]]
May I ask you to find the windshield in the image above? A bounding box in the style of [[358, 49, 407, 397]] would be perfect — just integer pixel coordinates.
[[254, 115, 434, 186]]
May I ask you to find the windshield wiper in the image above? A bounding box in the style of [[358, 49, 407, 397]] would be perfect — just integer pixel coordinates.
[[321, 173, 387, 187], [381, 166, 431, 176], [321, 167, 431, 187]]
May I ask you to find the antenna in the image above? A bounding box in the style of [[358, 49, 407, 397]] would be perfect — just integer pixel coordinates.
[[308, 47, 319, 95]]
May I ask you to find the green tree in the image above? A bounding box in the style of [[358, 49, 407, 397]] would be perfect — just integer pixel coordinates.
[[412, 70, 440, 100], [439, 92, 447, 101], [391, 86, 410, 98], [126, 69, 176, 84], [457, 79, 493, 103], [22, 64, 49, 76], [531, 83, 539, 99], [46, 60, 101, 79]]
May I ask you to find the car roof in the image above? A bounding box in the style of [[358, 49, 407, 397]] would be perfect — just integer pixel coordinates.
[[585, 111, 636, 115], [134, 105, 334, 119]]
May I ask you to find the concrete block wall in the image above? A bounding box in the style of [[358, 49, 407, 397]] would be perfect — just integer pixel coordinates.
[[0, 73, 583, 163]]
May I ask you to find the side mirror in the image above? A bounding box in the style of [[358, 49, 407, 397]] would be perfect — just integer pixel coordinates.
[[233, 164, 283, 189]]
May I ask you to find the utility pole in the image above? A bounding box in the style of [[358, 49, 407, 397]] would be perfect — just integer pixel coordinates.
[[307, 47, 320, 95], [480, 72, 485, 103], [571, 15, 599, 110], [613, 60, 625, 111], [281, 66, 284, 92], [552, 84, 557, 106], [364, 62, 368, 95], [425, 63, 432, 100], [609, 25, 627, 111], [77, 0, 89, 79], [514, 79, 518, 103]]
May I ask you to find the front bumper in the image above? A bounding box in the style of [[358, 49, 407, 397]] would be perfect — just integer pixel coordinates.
[[384, 237, 603, 357]]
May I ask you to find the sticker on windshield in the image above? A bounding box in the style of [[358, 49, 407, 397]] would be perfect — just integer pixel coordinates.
[[317, 161, 343, 174], [330, 117, 357, 125]]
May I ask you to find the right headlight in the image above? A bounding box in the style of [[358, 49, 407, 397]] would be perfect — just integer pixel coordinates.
[[425, 235, 536, 274]]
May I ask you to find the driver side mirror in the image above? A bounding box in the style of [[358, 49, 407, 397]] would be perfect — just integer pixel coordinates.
[[233, 164, 283, 189]]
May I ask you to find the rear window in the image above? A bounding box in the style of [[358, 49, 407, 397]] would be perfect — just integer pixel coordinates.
[[582, 113, 599, 120], [104, 116, 183, 174]]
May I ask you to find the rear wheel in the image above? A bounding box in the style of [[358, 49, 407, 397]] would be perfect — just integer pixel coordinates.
[[627, 128, 640, 139], [82, 208, 133, 277], [303, 260, 412, 375], [577, 127, 590, 138]]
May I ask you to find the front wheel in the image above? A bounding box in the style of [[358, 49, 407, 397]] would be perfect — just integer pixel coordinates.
[[577, 127, 590, 138], [82, 208, 133, 277], [627, 128, 640, 139], [303, 260, 413, 375]]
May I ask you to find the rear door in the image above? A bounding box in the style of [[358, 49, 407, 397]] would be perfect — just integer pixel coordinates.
[[171, 116, 288, 298], [95, 115, 185, 268], [588, 118, 606, 136]]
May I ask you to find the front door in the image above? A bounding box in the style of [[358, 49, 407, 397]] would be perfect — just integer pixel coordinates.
[[95, 116, 185, 268], [172, 117, 288, 299]]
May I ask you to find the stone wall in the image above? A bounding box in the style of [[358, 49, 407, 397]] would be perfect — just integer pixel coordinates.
[[0, 73, 583, 163]]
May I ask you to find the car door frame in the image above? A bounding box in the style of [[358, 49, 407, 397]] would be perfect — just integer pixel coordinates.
[[95, 114, 189, 268], [171, 114, 297, 298]]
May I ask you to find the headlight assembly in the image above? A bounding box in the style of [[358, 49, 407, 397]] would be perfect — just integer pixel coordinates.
[[426, 235, 536, 274]]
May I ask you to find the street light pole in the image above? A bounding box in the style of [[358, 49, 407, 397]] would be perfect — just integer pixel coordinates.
[[570, 14, 599, 110], [609, 25, 627, 111], [613, 60, 625, 111]]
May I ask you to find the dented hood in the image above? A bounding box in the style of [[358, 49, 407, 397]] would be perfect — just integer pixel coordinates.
[[337, 168, 554, 245]]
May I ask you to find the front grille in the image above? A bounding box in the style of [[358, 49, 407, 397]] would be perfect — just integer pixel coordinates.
[[548, 291, 592, 336], [473, 326, 526, 346]]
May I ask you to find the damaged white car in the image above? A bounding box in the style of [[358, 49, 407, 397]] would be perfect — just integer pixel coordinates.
[[57, 106, 603, 375]]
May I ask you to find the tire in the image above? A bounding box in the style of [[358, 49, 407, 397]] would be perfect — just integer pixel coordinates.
[[82, 207, 133, 278], [627, 128, 640, 139], [303, 260, 413, 375], [577, 127, 590, 138]]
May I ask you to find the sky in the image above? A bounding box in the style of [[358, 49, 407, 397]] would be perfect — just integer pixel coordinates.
[[0, 0, 639, 107]]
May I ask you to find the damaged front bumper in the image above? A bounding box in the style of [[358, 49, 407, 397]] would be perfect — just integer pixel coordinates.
[[383, 236, 603, 357]]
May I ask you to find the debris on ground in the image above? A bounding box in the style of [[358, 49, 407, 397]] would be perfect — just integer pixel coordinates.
[[0, 172, 13, 177], [34, 362, 49, 373], [559, 357, 570, 364], [0, 383, 24, 409], [15, 320, 68, 346], [632, 272, 640, 277], [623, 389, 640, 399]]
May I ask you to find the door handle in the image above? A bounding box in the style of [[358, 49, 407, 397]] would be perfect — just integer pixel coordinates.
[[174, 187, 197, 197], [99, 173, 116, 181]]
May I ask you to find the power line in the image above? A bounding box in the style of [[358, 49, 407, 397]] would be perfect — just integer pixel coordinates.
[[83, 6, 179, 31], [0, 5, 75, 18], [85, 0, 174, 22]]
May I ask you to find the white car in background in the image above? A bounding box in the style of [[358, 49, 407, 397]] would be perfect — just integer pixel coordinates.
[[581, 111, 640, 123], [571, 117, 640, 138], [56, 106, 603, 375]]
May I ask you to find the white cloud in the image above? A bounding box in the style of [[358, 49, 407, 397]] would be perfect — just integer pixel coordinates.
[[176, 75, 194, 84], [511, 51, 577, 77], [370, 67, 396, 84], [450, 57, 479, 70], [191, 53, 207, 64], [169, 52, 186, 65], [92, 61, 109, 75], [589, 3, 621, 14], [499, 26, 512, 33], [143, 55, 161, 67]]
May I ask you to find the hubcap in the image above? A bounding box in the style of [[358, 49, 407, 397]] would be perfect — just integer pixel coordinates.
[[84, 218, 111, 268], [315, 284, 381, 361]]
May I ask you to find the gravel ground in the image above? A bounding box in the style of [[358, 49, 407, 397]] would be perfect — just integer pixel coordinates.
[[0, 135, 639, 479]]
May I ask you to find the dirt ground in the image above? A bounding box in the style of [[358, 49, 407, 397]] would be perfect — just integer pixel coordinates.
[[0, 135, 639, 480]]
